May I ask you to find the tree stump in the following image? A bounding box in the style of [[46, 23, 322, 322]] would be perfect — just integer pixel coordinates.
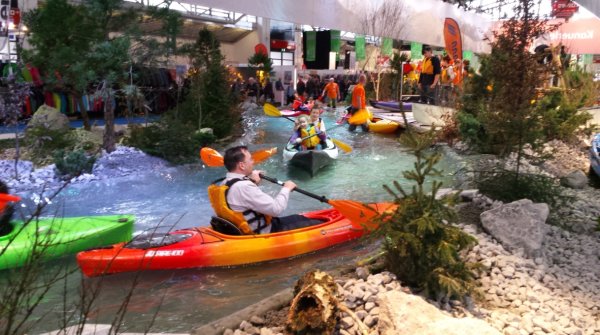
[[286, 270, 339, 335], [286, 270, 369, 335]]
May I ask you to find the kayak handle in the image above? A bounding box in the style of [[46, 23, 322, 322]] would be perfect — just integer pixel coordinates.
[[259, 174, 329, 203]]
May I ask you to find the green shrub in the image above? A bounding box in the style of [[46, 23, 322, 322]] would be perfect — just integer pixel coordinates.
[[372, 131, 481, 301], [124, 118, 216, 164], [24, 126, 74, 165], [53, 149, 96, 178]]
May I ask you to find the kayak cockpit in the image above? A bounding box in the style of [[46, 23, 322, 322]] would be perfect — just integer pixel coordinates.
[[210, 216, 243, 235]]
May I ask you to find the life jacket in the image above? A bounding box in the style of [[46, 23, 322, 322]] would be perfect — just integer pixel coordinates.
[[207, 178, 271, 235], [311, 117, 324, 133], [299, 125, 321, 149], [441, 66, 454, 85], [421, 57, 434, 75]]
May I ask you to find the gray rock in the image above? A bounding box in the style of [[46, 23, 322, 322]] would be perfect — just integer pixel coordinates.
[[28, 105, 70, 132], [377, 290, 501, 335], [560, 170, 587, 189], [480, 199, 549, 258], [250, 315, 265, 326], [356, 267, 369, 280]]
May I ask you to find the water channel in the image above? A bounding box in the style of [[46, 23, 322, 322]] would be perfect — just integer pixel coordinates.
[[12, 108, 463, 333]]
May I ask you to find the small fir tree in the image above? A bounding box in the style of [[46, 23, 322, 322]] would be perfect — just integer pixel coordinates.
[[372, 131, 480, 301]]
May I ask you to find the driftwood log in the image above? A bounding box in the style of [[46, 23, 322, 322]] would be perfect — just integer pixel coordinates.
[[286, 270, 369, 335]]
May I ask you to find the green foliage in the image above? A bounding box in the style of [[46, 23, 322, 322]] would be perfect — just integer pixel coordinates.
[[53, 149, 96, 178], [534, 89, 593, 143], [124, 117, 216, 164], [177, 28, 236, 138], [24, 127, 74, 165], [476, 169, 569, 210], [248, 52, 274, 78], [457, 0, 552, 158], [372, 131, 480, 301]]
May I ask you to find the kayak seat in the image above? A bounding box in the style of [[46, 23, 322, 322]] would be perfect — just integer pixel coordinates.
[[210, 216, 243, 236]]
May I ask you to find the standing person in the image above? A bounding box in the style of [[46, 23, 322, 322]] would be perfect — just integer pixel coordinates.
[[286, 84, 296, 105], [418, 46, 441, 105], [440, 55, 455, 105], [262, 78, 274, 103], [321, 78, 341, 109], [208, 146, 321, 234], [230, 78, 243, 102], [245, 77, 260, 104], [275, 78, 284, 106], [349, 74, 369, 132], [296, 76, 306, 100]]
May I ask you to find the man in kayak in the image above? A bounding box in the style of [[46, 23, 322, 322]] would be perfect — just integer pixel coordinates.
[[349, 74, 369, 132], [208, 146, 321, 235]]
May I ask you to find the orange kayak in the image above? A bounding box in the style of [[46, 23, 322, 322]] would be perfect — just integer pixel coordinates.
[[77, 203, 394, 277]]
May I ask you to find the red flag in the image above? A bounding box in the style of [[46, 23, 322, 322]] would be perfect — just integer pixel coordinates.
[[443, 18, 463, 62]]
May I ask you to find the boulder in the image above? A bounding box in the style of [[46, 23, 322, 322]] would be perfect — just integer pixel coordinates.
[[480, 199, 549, 258], [27, 105, 70, 132], [377, 290, 501, 335], [560, 170, 587, 189]]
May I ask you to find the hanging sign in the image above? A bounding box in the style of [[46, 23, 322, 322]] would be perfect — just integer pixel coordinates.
[[306, 31, 316, 61], [382, 37, 393, 56], [330, 30, 341, 61], [551, 0, 578, 19], [355, 35, 366, 61], [410, 42, 422, 60], [463, 50, 473, 61]]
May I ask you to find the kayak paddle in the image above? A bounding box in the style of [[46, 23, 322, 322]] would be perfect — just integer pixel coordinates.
[[200, 147, 278, 167], [298, 129, 352, 153], [263, 103, 295, 122], [259, 174, 391, 228]]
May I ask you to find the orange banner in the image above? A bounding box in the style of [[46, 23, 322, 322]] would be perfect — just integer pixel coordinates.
[[444, 18, 463, 61]]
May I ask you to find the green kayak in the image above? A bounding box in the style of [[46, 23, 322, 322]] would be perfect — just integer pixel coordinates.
[[0, 215, 134, 270]]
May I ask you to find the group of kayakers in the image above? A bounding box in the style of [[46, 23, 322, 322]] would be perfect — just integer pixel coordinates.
[[286, 73, 369, 151], [207, 75, 375, 236]]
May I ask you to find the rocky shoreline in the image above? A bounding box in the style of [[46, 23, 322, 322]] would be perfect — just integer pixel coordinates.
[[207, 141, 600, 335], [210, 190, 599, 335]]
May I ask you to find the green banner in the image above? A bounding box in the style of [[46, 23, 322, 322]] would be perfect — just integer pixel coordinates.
[[331, 30, 341, 61], [382, 37, 393, 56], [463, 50, 473, 61], [355, 35, 366, 61], [410, 42, 422, 60], [582, 54, 592, 65], [306, 31, 316, 61]]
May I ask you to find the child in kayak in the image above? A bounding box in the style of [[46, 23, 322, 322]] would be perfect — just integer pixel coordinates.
[[289, 115, 325, 151], [308, 108, 328, 148], [291, 94, 313, 113]]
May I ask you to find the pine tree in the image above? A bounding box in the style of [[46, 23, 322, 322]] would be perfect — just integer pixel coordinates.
[[373, 130, 480, 301]]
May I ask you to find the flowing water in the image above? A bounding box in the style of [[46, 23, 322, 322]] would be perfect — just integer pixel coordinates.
[[10, 108, 463, 333]]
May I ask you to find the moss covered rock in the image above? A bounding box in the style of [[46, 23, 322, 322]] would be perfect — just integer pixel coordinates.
[[28, 105, 70, 132]]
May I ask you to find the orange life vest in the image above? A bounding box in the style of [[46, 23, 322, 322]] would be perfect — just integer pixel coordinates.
[[207, 178, 271, 235], [421, 57, 434, 75]]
